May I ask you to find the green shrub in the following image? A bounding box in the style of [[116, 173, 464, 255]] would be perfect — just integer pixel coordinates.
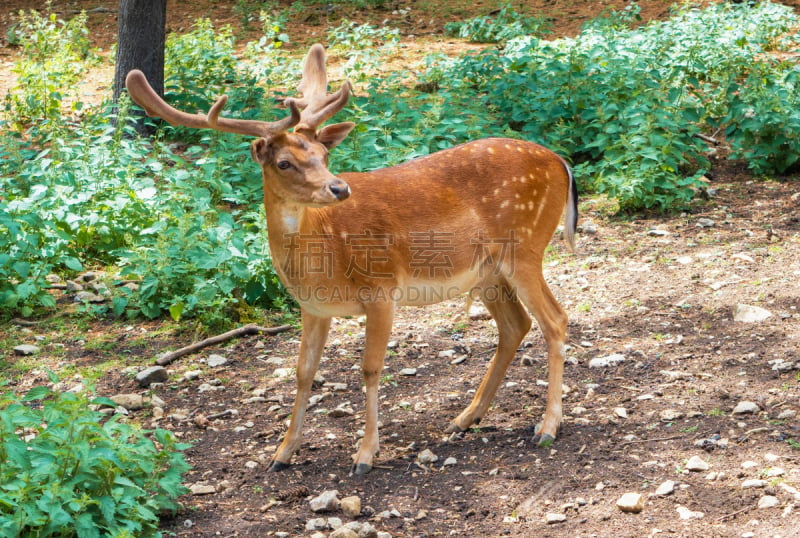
[[0, 381, 190, 537], [5, 7, 98, 124], [444, 5, 551, 44]]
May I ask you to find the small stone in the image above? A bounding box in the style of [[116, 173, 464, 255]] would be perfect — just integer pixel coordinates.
[[110, 393, 144, 411], [734, 304, 772, 323], [189, 484, 216, 495], [685, 456, 709, 472], [589, 353, 625, 368], [273, 367, 294, 378], [400, 368, 417, 376], [468, 303, 491, 320], [757, 495, 780, 509], [340, 496, 361, 517], [765, 467, 784, 477], [306, 518, 327, 531], [545, 512, 567, 523], [660, 409, 684, 422], [438, 349, 456, 359], [732, 401, 760, 415], [182, 369, 202, 381], [330, 405, 355, 418], [777, 409, 797, 420], [614, 407, 628, 419], [654, 480, 675, 496], [616, 492, 644, 513], [696, 218, 715, 228], [135, 365, 168, 387], [676, 505, 704, 520], [13, 344, 39, 356], [647, 229, 670, 236], [207, 354, 228, 368], [443, 457, 457, 466], [329, 528, 358, 538], [309, 490, 340, 513], [417, 449, 438, 464], [741, 479, 768, 489]]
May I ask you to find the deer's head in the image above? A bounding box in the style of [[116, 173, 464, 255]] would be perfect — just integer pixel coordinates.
[[125, 44, 355, 207]]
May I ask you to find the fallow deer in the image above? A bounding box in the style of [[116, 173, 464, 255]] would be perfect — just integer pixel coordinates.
[[126, 44, 578, 474]]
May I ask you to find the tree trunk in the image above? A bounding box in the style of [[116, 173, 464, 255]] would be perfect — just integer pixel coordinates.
[[113, 0, 167, 133]]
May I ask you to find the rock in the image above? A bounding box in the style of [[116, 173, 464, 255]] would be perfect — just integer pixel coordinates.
[[741, 479, 768, 489], [330, 528, 359, 538], [330, 405, 355, 417], [545, 512, 567, 523], [306, 518, 327, 531], [135, 366, 168, 387], [207, 354, 228, 368], [417, 449, 438, 464], [734, 304, 772, 323], [685, 456, 709, 472], [182, 369, 202, 381], [400, 368, 417, 376], [676, 505, 704, 520], [468, 303, 491, 320], [732, 401, 760, 415], [614, 407, 628, 419], [189, 484, 216, 495], [660, 409, 684, 422], [74, 291, 106, 303], [340, 496, 362, 517], [110, 393, 144, 411], [765, 467, 784, 477], [616, 492, 644, 513], [437, 349, 456, 359], [757, 495, 780, 509], [589, 353, 625, 368], [443, 457, 457, 466], [309, 490, 340, 513], [654, 480, 675, 496], [777, 409, 797, 420], [273, 367, 294, 378], [696, 218, 715, 228], [13, 344, 39, 356], [647, 229, 670, 237]]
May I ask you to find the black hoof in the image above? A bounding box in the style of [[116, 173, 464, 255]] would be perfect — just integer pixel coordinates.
[[351, 463, 372, 475], [268, 460, 291, 472]]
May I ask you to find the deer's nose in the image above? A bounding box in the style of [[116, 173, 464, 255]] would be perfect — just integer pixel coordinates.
[[328, 179, 350, 201]]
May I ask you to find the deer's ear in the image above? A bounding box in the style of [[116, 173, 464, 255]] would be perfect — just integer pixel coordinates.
[[251, 138, 273, 164], [317, 122, 355, 150]]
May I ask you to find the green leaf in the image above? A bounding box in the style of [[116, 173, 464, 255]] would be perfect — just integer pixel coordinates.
[[22, 386, 51, 401]]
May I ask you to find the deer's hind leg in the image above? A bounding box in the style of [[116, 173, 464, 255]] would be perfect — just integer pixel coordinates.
[[449, 278, 531, 432], [507, 264, 568, 447]]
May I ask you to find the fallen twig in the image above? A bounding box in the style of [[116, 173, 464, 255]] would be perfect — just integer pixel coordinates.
[[11, 318, 39, 327], [716, 505, 752, 522], [155, 323, 293, 366], [618, 434, 685, 447]]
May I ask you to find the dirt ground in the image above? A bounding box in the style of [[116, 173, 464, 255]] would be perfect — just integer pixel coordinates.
[[2, 1, 800, 537]]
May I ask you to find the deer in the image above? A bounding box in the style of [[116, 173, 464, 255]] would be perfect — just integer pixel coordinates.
[[125, 44, 578, 475]]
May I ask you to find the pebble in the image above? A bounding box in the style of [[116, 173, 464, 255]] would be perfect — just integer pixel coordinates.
[[676, 505, 704, 520], [468, 303, 491, 320], [696, 218, 715, 228], [443, 457, 457, 466], [545, 512, 567, 523], [189, 484, 216, 495], [272, 367, 294, 378], [732, 401, 760, 415], [135, 365, 168, 387], [654, 480, 675, 496], [13, 344, 40, 356], [741, 479, 767, 489], [757, 495, 780, 509], [685, 456, 710, 472], [733, 304, 772, 323], [614, 407, 628, 419], [207, 354, 228, 368], [340, 495, 361, 517], [417, 449, 438, 464], [309, 490, 340, 513], [647, 229, 670, 236], [660, 409, 684, 421], [616, 492, 644, 513], [109, 393, 145, 411], [329, 528, 358, 538], [306, 518, 327, 531], [589, 353, 625, 368], [400, 368, 417, 376]]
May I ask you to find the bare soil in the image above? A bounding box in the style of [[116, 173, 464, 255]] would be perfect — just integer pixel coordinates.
[[2, 1, 799, 537]]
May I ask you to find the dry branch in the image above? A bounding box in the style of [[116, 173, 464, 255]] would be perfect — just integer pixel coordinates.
[[155, 323, 293, 366]]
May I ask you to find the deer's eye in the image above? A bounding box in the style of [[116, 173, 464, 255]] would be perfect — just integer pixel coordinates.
[[277, 160, 292, 170]]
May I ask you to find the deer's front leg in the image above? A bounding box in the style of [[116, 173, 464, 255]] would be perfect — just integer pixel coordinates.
[[269, 310, 331, 472], [352, 301, 394, 475]]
